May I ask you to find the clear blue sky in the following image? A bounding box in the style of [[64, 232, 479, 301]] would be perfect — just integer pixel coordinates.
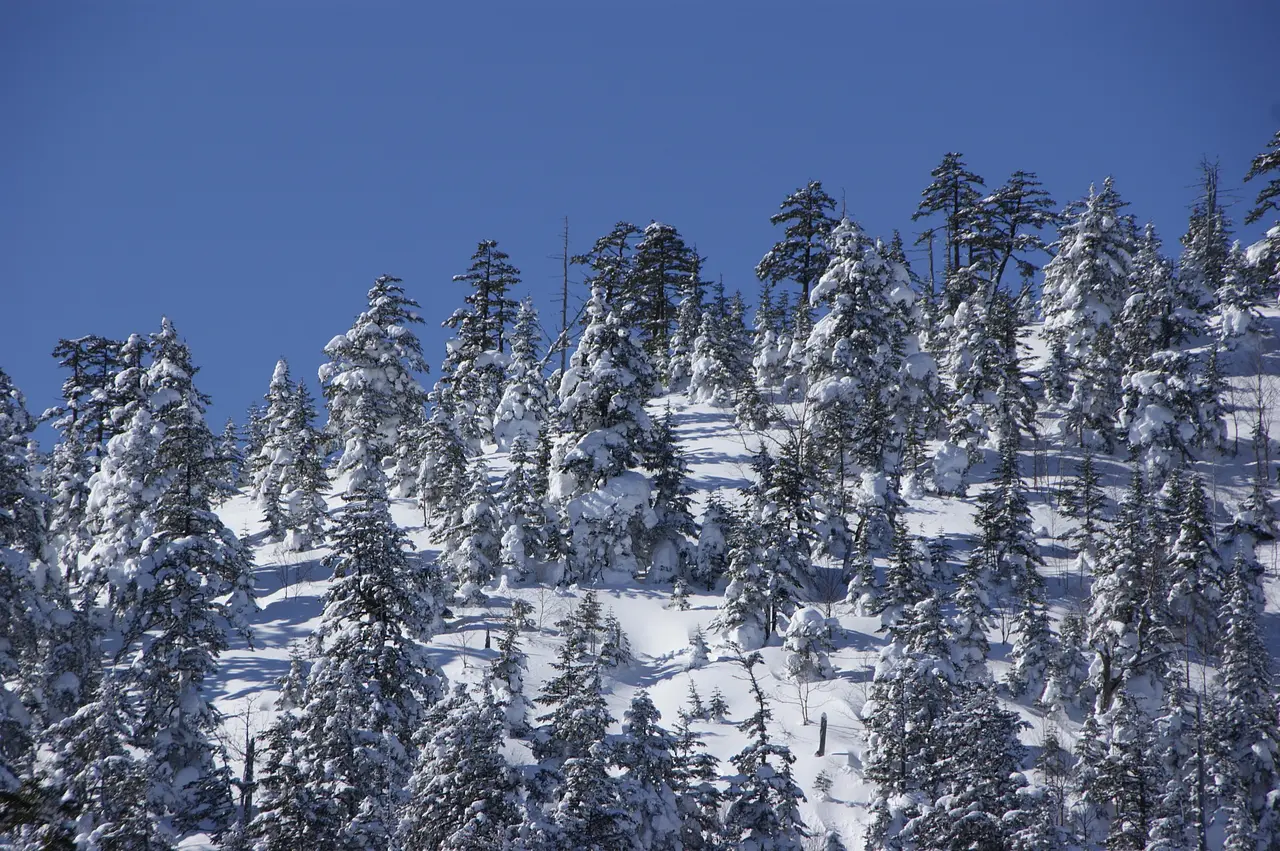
[[3, 2, 1278, 433]]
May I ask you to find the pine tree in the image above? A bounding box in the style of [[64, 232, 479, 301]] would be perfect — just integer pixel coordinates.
[[211, 417, 243, 505], [1244, 128, 1280, 226], [1040, 610, 1091, 713], [668, 258, 706, 393], [1088, 468, 1172, 712], [279, 381, 327, 551], [551, 742, 637, 851], [755, 180, 838, 302], [450, 238, 522, 353], [416, 401, 469, 536], [250, 358, 297, 539], [752, 280, 790, 391], [1166, 474, 1224, 683], [445, 455, 500, 600], [721, 653, 808, 850], [1058, 447, 1105, 576], [573, 221, 642, 309], [670, 715, 723, 849], [487, 604, 533, 737], [875, 516, 931, 639], [494, 297, 550, 451], [400, 685, 520, 850], [534, 631, 613, 764], [781, 607, 835, 682], [903, 682, 1028, 849], [319, 274, 429, 485], [692, 490, 731, 591], [1087, 693, 1163, 851], [497, 435, 547, 582], [1040, 177, 1138, 448]]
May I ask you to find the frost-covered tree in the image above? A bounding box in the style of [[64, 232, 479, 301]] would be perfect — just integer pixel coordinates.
[[751, 281, 791, 391], [278, 381, 327, 551], [670, 715, 722, 849], [756, 180, 837, 303], [451, 238, 522, 354], [1080, 692, 1163, 851], [487, 603, 533, 737], [249, 358, 297, 539], [400, 685, 520, 851], [573, 220, 642, 312], [1165, 474, 1224, 682], [1088, 468, 1171, 712], [627, 221, 700, 371], [211, 417, 242, 505], [416, 402, 469, 536], [805, 217, 927, 502], [1040, 177, 1137, 448], [534, 632, 613, 765], [1040, 610, 1091, 714], [721, 653, 808, 850], [497, 436, 547, 582], [1058, 447, 1105, 576], [319, 274, 429, 485], [552, 285, 655, 583], [781, 607, 835, 683], [667, 258, 706, 393], [494, 297, 550, 451]]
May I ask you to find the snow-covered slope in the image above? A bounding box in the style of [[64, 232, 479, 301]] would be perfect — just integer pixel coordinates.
[[206, 311, 1280, 851]]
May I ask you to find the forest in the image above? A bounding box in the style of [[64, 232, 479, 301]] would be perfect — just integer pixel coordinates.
[[2, 129, 1280, 850]]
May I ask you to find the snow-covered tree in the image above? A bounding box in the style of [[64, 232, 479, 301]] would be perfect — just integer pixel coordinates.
[[552, 285, 655, 583], [628, 221, 701, 370], [497, 435, 547, 582], [1040, 177, 1137, 448], [287, 403, 446, 847], [319, 274, 430, 487], [614, 690, 682, 851], [721, 653, 808, 850], [400, 684, 520, 850], [494, 297, 550, 451], [487, 603, 533, 737], [278, 381, 327, 551], [692, 490, 730, 591], [643, 409, 695, 582], [781, 607, 835, 683], [667, 258, 706, 393], [416, 402, 469, 537], [249, 358, 297, 539], [756, 179, 838, 303], [445, 456, 500, 600]]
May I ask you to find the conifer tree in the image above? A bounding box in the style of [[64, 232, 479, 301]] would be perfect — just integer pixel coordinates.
[[400, 685, 520, 851], [692, 490, 731, 591], [756, 180, 838, 302], [497, 435, 547, 582], [1040, 178, 1138, 447], [670, 715, 723, 850], [487, 604, 533, 737], [551, 742, 636, 851], [445, 455, 500, 600], [319, 275, 430, 485], [644, 409, 696, 582], [628, 221, 700, 370], [451, 238, 522, 353], [573, 221, 642, 309], [211, 417, 243, 505], [289, 401, 446, 847], [250, 358, 297, 539], [494, 297, 550, 451], [667, 258, 706, 393], [614, 690, 682, 851], [534, 630, 613, 764], [279, 380, 327, 551], [416, 402, 469, 535], [721, 653, 808, 850], [912, 153, 986, 309], [1058, 447, 1105, 577]]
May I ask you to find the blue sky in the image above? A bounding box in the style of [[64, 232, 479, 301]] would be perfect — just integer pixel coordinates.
[[3, 2, 1278, 433]]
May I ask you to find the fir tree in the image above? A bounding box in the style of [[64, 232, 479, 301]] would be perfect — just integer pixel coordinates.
[[445, 455, 500, 600], [279, 380, 327, 551], [721, 653, 808, 850], [249, 358, 297, 539], [670, 715, 723, 849], [572, 221, 641, 309], [400, 685, 520, 851], [692, 490, 731, 591], [416, 402, 469, 536], [1040, 177, 1137, 448], [781, 607, 836, 683], [1058, 447, 1105, 576], [667, 257, 706, 392], [644, 409, 696, 582], [533, 632, 613, 764], [551, 742, 637, 851], [628, 221, 700, 370], [494, 297, 550, 451], [1243, 128, 1280, 226], [450, 238, 522, 353], [755, 180, 838, 302], [487, 604, 533, 737], [497, 435, 547, 582], [614, 690, 682, 851]]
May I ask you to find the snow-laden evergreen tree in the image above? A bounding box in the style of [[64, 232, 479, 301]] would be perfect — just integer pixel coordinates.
[[1088, 468, 1172, 713], [444, 455, 500, 601], [117, 317, 256, 836], [551, 285, 655, 583], [721, 653, 808, 850], [1058, 447, 1105, 578], [497, 435, 546, 582], [804, 216, 930, 507], [756, 180, 838, 303], [627, 221, 700, 371], [486, 603, 533, 737], [614, 690, 682, 851], [277, 380, 327, 551], [1243, 129, 1280, 300], [1212, 553, 1280, 847], [1165, 473, 1224, 684], [573, 220, 641, 310], [494, 297, 550, 451], [688, 292, 736, 406], [1040, 177, 1138, 448], [670, 715, 723, 850], [0, 368, 51, 798], [416, 401, 469, 537], [211, 417, 243, 506], [1040, 610, 1091, 714], [1145, 687, 1211, 851], [533, 628, 613, 764], [400, 684, 520, 851], [31, 675, 172, 850], [900, 682, 1028, 849], [751, 280, 790, 391], [452, 238, 522, 353], [950, 554, 993, 681], [667, 258, 706, 392], [874, 516, 931, 638], [287, 399, 446, 847], [1079, 691, 1163, 850], [550, 741, 637, 851], [1118, 223, 1218, 473], [970, 429, 1043, 595], [692, 490, 730, 591], [643, 409, 695, 582], [598, 610, 633, 670], [319, 274, 429, 488], [1007, 580, 1054, 701], [249, 358, 297, 539], [781, 607, 835, 682]]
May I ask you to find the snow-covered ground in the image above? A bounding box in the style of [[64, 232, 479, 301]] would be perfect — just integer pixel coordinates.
[[205, 311, 1280, 851]]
